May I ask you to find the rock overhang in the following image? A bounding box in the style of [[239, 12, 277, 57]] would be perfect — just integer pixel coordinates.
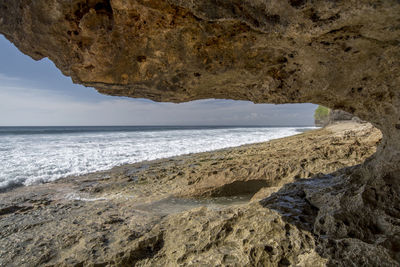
[[0, 0, 399, 173], [1, 1, 400, 265]]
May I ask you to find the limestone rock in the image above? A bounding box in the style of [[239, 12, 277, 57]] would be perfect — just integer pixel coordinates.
[[0, 0, 398, 170], [326, 109, 363, 126], [1, 0, 400, 265], [329, 109, 354, 122], [0, 123, 386, 266], [315, 107, 361, 127], [182, 122, 381, 198]]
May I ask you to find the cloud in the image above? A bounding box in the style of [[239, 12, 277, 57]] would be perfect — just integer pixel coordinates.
[[0, 83, 317, 126], [0, 36, 317, 126], [0, 73, 20, 81]]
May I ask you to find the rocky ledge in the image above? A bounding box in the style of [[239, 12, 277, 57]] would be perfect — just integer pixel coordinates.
[[1, 0, 398, 185], [1, 0, 399, 265], [0, 123, 386, 266]]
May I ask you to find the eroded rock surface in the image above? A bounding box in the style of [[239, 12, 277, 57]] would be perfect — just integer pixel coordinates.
[[182, 122, 381, 198], [1, 0, 399, 171], [0, 124, 384, 266], [1, 0, 400, 265]]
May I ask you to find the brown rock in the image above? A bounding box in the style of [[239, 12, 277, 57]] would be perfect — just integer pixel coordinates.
[[0, 124, 386, 266], [1, 0, 398, 174], [1, 0, 400, 265], [181, 122, 381, 198]]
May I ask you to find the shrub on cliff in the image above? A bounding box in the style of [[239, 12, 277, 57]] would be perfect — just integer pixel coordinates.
[[314, 105, 330, 126], [314, 106, 330, 120]]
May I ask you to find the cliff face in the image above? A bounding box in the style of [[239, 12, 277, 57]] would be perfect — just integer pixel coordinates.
[[1, 0, 399, 265], [1, 0, 398, 169], [315, 108, 362, 127]]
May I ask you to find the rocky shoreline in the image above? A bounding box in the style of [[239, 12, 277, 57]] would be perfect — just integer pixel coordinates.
[[2, 1, 399, 265], [0, 122, 384, 266]]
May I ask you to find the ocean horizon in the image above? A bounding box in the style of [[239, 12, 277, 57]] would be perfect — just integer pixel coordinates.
[[0, 125, 317, 191]]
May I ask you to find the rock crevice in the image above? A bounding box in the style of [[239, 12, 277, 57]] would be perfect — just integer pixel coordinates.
[[1, 0, 400, 265]]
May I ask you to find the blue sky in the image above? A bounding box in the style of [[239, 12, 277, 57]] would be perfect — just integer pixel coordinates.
[[0, 35, 317, 126]]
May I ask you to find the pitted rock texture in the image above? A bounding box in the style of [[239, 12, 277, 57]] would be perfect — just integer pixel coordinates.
[[0, 124, 384, 266], [1, 0, 399, 169], [182, 122, 381, 198], [1, 0, 400, 265]]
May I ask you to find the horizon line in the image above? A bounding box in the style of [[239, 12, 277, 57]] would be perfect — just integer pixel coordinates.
[[0, 124, 317, 127]]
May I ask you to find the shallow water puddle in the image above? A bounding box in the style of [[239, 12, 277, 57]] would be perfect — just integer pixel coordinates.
[[132, 195, 252, 215]]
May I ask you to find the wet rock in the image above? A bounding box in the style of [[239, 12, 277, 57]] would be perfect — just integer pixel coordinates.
[[0, 124, 386, 266], [0, 0, 399, 264]]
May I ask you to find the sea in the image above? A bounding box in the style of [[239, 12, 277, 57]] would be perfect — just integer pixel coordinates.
[[0, 126, 316, 191]]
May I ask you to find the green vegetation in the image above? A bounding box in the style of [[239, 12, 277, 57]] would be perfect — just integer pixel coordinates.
[[314, 105, 330, 121]]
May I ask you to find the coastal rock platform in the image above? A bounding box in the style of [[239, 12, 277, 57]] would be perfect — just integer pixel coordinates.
[[1, 1, 399, 264], [0, 122, 384, 266]]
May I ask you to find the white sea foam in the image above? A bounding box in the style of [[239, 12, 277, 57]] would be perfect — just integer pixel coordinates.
[[0, 126, 316, 190]]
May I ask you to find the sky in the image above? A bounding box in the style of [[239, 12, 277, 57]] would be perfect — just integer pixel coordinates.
[[0, 35, 317, 126]]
